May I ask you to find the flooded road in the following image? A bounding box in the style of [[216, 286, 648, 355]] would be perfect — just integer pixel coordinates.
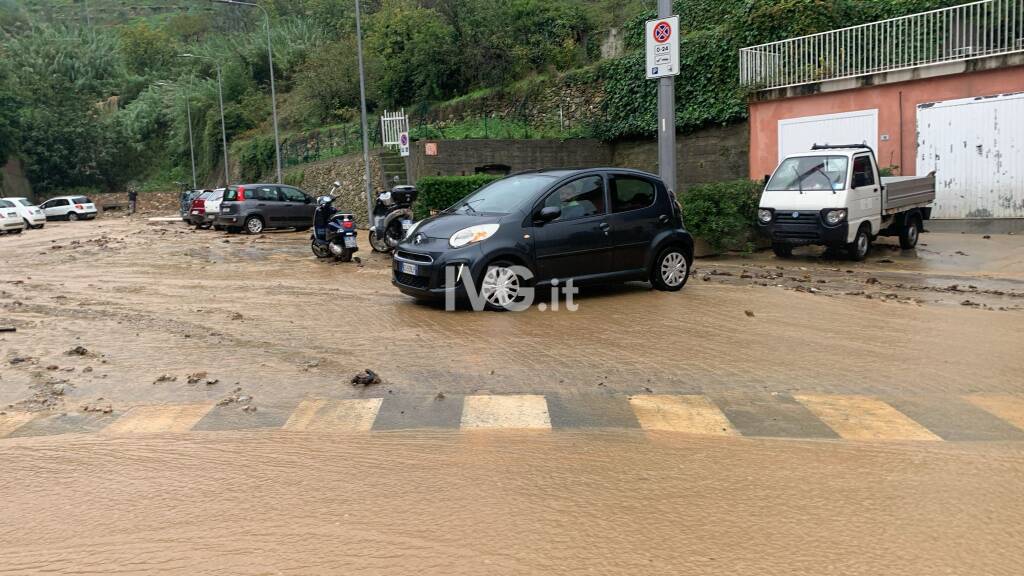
[[2, 431, 1022, 575]]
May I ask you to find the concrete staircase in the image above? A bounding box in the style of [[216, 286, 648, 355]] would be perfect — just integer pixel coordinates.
[[378, 148, 409, 189]]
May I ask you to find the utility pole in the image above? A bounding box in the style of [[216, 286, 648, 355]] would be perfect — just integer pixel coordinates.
[[212, 0, 282, 184], [657, 0, 677, 194], [186, 75, 198, 190], [181, 54, 231, 187], [355, 0, 374, 223]]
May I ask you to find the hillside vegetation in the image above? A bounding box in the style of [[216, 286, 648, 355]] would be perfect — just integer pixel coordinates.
[[0, 0, 965, 195]]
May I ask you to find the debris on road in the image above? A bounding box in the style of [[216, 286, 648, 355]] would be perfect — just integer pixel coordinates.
[[154, 374, 177, 384], [744, 310, 755, 317], [0, 326, 15, 333], [351, 369, 381, 386], [65, 346, 91, 356], [186, 372, 208, 384], [80, 399, 113, 414]]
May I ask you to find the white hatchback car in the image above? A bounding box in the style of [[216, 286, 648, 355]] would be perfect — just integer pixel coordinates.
[[5, 197, 47, 229], [0, 199, 26, 234], [40, 195, 98, 221]]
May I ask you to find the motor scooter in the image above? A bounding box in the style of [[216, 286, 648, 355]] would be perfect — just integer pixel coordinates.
[[311, 181, 358, 262], [368, 185, 417, 253]]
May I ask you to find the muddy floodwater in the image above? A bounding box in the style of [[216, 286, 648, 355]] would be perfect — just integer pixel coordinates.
[[2, 430, 1023, 575]]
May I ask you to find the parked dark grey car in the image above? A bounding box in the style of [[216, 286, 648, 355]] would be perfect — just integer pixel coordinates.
[[216, 183, 316, 234]]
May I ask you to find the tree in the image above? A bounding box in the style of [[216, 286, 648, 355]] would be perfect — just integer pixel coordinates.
[[0, 55, 21, 161], [119, 21, 179, 76]]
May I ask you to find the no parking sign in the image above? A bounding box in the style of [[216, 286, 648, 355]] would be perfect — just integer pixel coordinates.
[[645, 16, 680, 79], [398, 131, 410, 157]]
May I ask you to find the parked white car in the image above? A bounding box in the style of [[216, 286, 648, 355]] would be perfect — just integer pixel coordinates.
[[39, 195, 98, 221], [0, 199, 26, 234], [5, 197, 47, 229]]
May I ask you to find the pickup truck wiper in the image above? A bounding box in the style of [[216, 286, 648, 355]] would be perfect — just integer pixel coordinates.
[[792, 165, 804, 195]]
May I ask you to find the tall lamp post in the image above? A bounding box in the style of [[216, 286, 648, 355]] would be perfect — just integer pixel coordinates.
[[211, 0, 282, 184], [181, 53, 231, 187], [156, 80, 197, 190], [354, 0, 374, 224]]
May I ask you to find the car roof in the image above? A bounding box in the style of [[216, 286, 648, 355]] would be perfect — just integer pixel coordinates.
[[509, 167, 662, 180], [47, 195, 92, 199]]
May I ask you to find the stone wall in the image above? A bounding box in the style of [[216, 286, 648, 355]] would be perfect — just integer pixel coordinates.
[[1, 157, 33, 201], [409, 139, 614, 180], [406, 121, 750, 191], [612, 122, 750, 191], [284, 149, 383, 226]]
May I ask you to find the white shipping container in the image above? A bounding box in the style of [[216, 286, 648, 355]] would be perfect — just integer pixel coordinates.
[[916, 92, 1024, 219]]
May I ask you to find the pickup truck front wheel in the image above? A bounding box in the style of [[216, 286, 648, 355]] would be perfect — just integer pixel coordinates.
[[899, 214, 921, 249], [771, 243, 793, 258], [848, 226, 872, 261]]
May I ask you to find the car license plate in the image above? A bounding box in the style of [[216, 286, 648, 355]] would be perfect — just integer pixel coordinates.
[[222, 208, 230, 213], [401, 219, 412, 230], [343, 236, 357, 248], [400, 262, 418, 275], [191, 210, 200, 215]]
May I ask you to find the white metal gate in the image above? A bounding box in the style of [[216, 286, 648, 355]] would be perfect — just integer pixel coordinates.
[[917, 92, 1024, 219], [380, 109, 408, 149], [778, 109, 879, 162]]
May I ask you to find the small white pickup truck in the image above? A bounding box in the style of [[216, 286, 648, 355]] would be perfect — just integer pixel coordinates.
[[756, 144, 935, 261]]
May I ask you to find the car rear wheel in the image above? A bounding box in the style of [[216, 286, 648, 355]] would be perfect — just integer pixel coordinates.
[[244, 216, 264, 234], [899, 214, 920, 249], [651, 246, 690, 292], [67, 212, 79, 221]]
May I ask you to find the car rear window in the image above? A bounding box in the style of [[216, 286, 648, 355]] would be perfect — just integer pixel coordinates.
[[223, 187, 241, 201], [72, 196, 91, 204], [611, 176, 656, 213], [0, 200, 13, 208]]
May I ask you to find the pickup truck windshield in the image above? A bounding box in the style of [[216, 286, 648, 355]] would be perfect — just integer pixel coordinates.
[[767, 156, 848, 192]]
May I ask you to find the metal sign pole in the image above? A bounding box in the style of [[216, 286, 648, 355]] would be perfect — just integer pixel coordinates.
[[657, 0, 677, 195]]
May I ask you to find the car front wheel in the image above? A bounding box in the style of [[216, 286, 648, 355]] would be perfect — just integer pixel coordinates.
[[651, 246, 690, 291], [479, 261, 528, 311]]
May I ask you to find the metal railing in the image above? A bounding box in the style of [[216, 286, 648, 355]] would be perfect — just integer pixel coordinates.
[[740, 0, 1024, 89]]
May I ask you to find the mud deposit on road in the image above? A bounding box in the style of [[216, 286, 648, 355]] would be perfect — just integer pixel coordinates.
[[1, 430, 1022, 575], [2, 219, 1024, 415]]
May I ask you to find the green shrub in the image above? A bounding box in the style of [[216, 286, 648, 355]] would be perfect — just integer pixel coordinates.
[[680, 179, 763, 251], [234, 136, 277, 182], [413, 174, 501, 219]]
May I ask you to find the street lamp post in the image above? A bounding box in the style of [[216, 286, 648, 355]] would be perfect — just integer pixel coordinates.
[[211, 0, 282, 184], [157, 80, 198, 190], [181, 53, 231, 187], [354, 0, 374, 223]]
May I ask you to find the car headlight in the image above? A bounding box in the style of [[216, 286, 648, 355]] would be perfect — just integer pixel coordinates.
[[824, 209, 847, 225], [757, 208, 773, 223], [449, 223, 499, 248]]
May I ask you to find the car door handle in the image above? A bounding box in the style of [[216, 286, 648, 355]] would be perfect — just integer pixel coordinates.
[[658, 214, 670, 224], [257, 203, 267, 207], [598, 222, 610, 236]]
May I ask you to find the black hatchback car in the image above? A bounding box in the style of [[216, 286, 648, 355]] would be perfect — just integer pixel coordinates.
[[392, 168, 694, 310]]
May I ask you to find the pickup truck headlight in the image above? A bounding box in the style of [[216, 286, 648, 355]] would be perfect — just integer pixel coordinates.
[[757, 208, 773, 223], [449, 223, 499, 248], [824, 209, 847, 226]]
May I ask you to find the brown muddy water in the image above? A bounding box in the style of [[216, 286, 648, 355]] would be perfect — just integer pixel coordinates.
[[2, 430, 1023, 575]]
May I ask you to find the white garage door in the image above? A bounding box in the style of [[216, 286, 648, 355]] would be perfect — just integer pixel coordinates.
[[778, 109, 878, 163], [917, 92, 1024, 219]]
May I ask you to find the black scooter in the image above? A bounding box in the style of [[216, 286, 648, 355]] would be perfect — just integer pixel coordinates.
[[311, 181, 358, 262], [368, 185, 417, 253]]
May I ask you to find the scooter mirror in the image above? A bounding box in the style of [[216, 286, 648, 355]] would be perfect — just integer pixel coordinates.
[[333, 180, 341, 187]]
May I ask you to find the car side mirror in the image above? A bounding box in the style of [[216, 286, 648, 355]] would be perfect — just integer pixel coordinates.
[[304, 196, 312, 204], [763, 174, 771, 185], [535, 206, 561, 223]]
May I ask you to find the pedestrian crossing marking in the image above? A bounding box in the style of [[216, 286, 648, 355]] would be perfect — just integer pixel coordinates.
[[0, 412, 35, 438], [282, 398, 382, 432], [461, 395, 551, 430], [629, 395, 737, 435], [794, 395, 941, 441], [103, 403, 214, 435], [965, 395, 1024, 432]]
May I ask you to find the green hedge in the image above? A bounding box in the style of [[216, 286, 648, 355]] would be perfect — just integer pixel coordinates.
[[413, 174, 501, 219], [680, 179, 763, 251]]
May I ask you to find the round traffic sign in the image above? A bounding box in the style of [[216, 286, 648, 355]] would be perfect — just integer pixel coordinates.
[[399, 133, 408, 146], [653, 21, 672, 44]]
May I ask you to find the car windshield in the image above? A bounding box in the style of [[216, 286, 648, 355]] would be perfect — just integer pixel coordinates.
[[449, 174, 558, 215], [72, 196, 91, 204], [14, 199, 32, 207], [766, 156, 848, 192]]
